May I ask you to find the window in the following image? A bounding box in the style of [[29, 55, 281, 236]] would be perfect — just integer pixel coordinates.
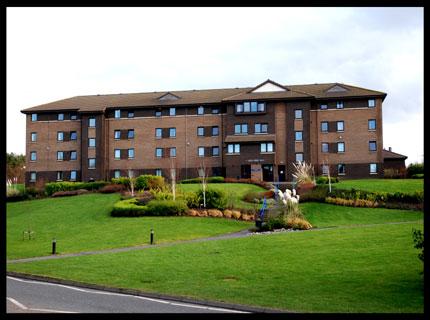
[[337, 142, 345, 153], [155, 148, 163, 158], [70, 170, 77, 181], [31, 114, 37, 122], [30, 172, 36, 182], [128, 111, 134, 118], [212, 107, 219, 114], [70, 131, 77, 140], [170, 147, 176, 157], [337, 121, 344, 132], [212, 126, 219, 136], [169, 128, 176, 138], [320, 104, 328, 110], [322, 165, 329, 176], [155, 169, 162, 177], [321, 143, 329, 153], [321, 122, 328, 133], [155, 128, 162, 138], [198, 106, 204, 115], [169, 107, 176, 116], [88, 138, 96, 147], [155, 110, 162, 117], [57, 151, 64, 160], [57, 131, 64, 141], [295, 131, 303, 141], [212, 146, 220, 156], [368, 99, 376, 108], [369, 141, 377, 151], [257, 102, 265, 112], [89, 117, 96, 127], [368, 119, 376, 130], [31, 132, 37, 142], [336, 101, 344, 109], [70, 113, 77, 120], [197, 127, 204, 136], [198, 147, 205, 157], [70, 151, 77, 160], [370, 163, 378, 174], [338, 163, 346, 175], [30, 151, 37, 161], [114, 170, 121, 178], [128, 148, 135, 159], [236, 104, 243, 113], [114, 130, 121, 140], [234, 123, 248, 134], [88, 158, 96, 169], [114, 109, 121, 119], [128, 129, 135, 139], [114, 149, 121, 159], [251, 101, 258, 112], [255, 123, 268, 134], [227, 144, 240, 154], [260, 143, 274, 153], [295, 153, 304, 163], [58, 113, 64, 121], [295, 109, 303, 119], [56, 171, 63, 181], [244, 102, 251, 112]]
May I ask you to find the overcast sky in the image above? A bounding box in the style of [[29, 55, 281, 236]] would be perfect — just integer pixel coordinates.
[[7, 7, 423, 165]]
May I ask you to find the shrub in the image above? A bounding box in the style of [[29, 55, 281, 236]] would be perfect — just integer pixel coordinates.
[[299, 185, 330, 203], [383, 168, 406, 179], [25, 186, 46, 199], [411, 173, 424, 179], [111, 177, 131, 188], [151, 190, 174, 201], [111, 199, 148, 217], [99, 184, 125, 193], [243, 190, 274, 203], [180, 192, 200, 208], [412, 228, 424, 263], [407, 162, 424, 178], [316, 176, 338, 184], [52, 189, 89, 197], [286, 217, 312, 230], [145, 199, 188, 216], [292, 161, 316, 186], [135, 191, 154, 205], [135, 175, 166, 190], [179, 176, 225, 184], [197, 188, 227, 210]]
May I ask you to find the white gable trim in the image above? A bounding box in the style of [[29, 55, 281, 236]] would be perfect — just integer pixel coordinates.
[[158, 93, 180, 101], [251, 82, 287, 93], [327, 85, 348, 93]]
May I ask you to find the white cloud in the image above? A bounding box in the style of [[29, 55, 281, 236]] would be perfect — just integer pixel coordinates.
[[7, 7, 423, 165]]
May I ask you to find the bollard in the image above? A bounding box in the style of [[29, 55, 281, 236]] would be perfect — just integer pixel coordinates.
[[150, 229, 154, 245], [52, 238, 56, 254]]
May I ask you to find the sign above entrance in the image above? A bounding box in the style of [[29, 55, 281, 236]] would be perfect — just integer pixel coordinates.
[[247, 159, 265, 163]]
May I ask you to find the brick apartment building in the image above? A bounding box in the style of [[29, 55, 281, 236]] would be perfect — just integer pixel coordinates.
[[21, 80, 386, 185]]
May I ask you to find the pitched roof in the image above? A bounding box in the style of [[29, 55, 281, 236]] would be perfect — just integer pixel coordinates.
[[21, 81, 387, 113], [383, 149, 408, 160]]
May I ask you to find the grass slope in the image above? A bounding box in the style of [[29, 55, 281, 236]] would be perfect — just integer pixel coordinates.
[[335, 179, 423, 194], [8, 222, 424, 313], [7, 193, 251, 260]]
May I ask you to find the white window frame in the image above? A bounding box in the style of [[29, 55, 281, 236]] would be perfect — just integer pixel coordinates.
[[70, 170, 77, 181], [170, 147, 176, 157], [198, 147, 205, 157], [30, 151, 37, 161], [169, 107, 176, 116], [368, 99, 376, 108], [57, 131, 64, 141], [337, 121, 344, 132], [114, 130, 121, 140], [88, 158, 96, 169], [70, 151, 77, 160], [370, 163, 377, 174], [128, 148, 135, 159], [198, 106, 204, 115], [114, 170, 121, 178], [31, 132, 37, 142], [58, 113, 64, 121], [30, 172, 36, 182], [31, 113, 38, 122], [337, 142, 345, 153], [88, 138, 96, 148], [336, 101, 344, 109], [295, 109, 303, 119], [114, 149, 121, 159], [114, 109, 121, 119]]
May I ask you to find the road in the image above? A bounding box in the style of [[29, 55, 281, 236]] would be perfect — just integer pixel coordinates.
[[6, 276, 248, 313]]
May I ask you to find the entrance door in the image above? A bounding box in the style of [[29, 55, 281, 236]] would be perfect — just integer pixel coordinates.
[[241, 165, 251, 179], [262, 164, 274, 181], [278, 165, 286, 182]]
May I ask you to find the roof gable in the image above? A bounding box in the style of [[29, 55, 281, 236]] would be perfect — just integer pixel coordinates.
[[158, 92, 181, 101], [326, 84, 349, 93], [249, 79, 288, 93]]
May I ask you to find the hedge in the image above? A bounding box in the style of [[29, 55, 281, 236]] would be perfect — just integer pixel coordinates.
[[45, 181, 109, 196], [111, 198, 188, 217], [179, 176, 225, 184]]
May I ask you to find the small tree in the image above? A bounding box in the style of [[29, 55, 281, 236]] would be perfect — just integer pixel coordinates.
[[170, 158, 177, 201], [198, 160, 208, 208], [128, 169, 135, 197]]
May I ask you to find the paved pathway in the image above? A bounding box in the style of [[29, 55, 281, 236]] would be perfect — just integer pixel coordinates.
[[7, 220, 421, 264]]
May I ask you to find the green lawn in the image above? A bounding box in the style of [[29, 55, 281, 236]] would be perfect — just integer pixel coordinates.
[[7, 222, 424, 313], [300, 202, 423, 228], [178, 183, 267, 209], [335, 179, 423, 194], [7, 193, 251, 260]]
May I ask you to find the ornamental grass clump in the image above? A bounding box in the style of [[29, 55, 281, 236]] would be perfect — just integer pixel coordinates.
[[292, 161, 316, 186]]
